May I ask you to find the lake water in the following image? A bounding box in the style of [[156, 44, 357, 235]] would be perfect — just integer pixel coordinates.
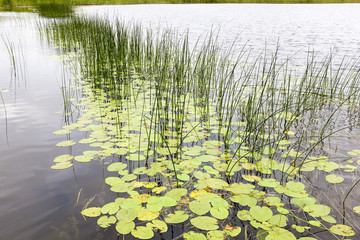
[[1, 4, 360, 240]]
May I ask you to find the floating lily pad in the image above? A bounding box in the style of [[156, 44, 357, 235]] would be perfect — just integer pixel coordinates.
[[74, 155, 93, 162], [53, 154, 73, 162], [189, 199, 211, 215], [231, 194, 257, 207], [137, 207, 159, 221], [237, 210, 253, 221], [224, 225, 241, 237], [264, 197, 283, 207], [116, 220, 135, 235], [290, 197, 316, 208], [303, 204, 330, 217], [206, 230, 225, 240], [51, 161, 73, 170], [101, 202, 119, 215], [97, 215, 116, 228], [266, 227, 296, 240], [269, 214, 288, 227], [325, 174, 344, 184], [150, 220, 168, 233], [250, 206, 273, 222], [107, 162, 127, 171], [329, 224, 355, 237], [286, 181, 305, 192], [183, 231, 207, 240], [126, 154, 146, 161], [353, 206, 360, 215], [110, 183, 134, 193], [53, 129, 71, 135], [165, 211, 189, 224], [131, 226, 154, 239], [164, 188, 187, 201], [258, 178, 279, 188], [81, 207, 101, 217], [190, 216, 219, 231], [116, 208, 137, 221], [210, 207, 228, 219], [242, 174, 261, 182], [321, 215, 336, 224], [56, 140, 76, 147]]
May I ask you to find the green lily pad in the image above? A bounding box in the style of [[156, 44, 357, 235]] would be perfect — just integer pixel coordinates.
[[226, 183, 255, 194], [81, 207, 101, 217], [56, 140, 76, 147], [290, 197, 316, 208], [190, 216, 219, 230], [97, 215, 116, 228], [126, 154, 146, 161], [131, 226, 154, 239], [206, 230, 225, 240], [183, 231, 207, 240], [325, 174, 344, 184], [165, 211, 189, 224], [51, 161, 73, 170], [321, 215, 336, 224], [178, 173, 190, 181], [53, 129, 71, 135], [250, 206, 273, 222], [189, 199, 211, 215], [230, 194, 257, 207], [116, 220, 135, 235], [74, 155, 93, 162], [303, 204, 330, 217], [78, 138, 96, 144], [122, 174, 137, 182], [224, 226, 241, 237], [258, 178, 279, 188], [137, 207, 159, 221], [53, 154, 73, 162], [353, 206, 360, 215], [210, 207, 228, 219], [164, 188, 187, 201], [107, 162, 127, 171], [264, 197, 283, 207], [116, 208, 137, 221], [265, 227, 296, 240], [105, 177, 123, 186], [101, 202, 119, 215], [329, 224, 355, 237], [286, 181, 305, 192], [237, 210, 253, 221], [110, 183, 134, 193], [150, 220, 168, 233], [210, 198, 228, 208], [269, 214, 288, 227]]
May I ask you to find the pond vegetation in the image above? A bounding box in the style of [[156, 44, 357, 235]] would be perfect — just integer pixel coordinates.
[[38, 16, 360, 239], [1, 0, 358, 9]]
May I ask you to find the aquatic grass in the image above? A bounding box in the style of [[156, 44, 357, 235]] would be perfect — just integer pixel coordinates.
[[42, 16, 360, 239]]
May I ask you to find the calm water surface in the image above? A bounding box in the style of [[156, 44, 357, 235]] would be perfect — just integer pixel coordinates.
[[1, 4, 360, 240]]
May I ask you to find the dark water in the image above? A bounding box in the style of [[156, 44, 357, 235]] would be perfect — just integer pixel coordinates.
[[1, 4, 360, 240]]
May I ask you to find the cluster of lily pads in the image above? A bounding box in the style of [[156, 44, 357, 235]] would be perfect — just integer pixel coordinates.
[[44, 17, 360, 239]]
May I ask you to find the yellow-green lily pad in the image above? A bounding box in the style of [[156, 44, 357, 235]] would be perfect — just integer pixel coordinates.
[[190, 216, 219, 230], [303, 204, 330, 217], [165, 211, 189, 224], [329, 224, 355, 237], [56, 140, 76, 147], [325, 174, 344, 184], [250, 206, 273, 222], [81, 207, 101, 217], [116, 220, 135, 235]]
